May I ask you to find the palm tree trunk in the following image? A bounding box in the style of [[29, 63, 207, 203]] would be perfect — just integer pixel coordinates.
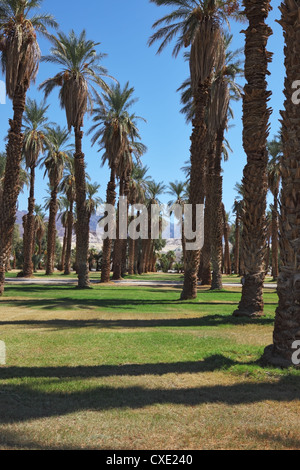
[[46, 184, 59, 275], [23, 166, 36, 277], [74, 127, 90, 288], [60, 224, 68, 272], [263, 0, 300, 366], [234, 214, 240, 275], [112, 179, 125, 281], [101, 168, 116, 283], [64, 200, 74, 275], [271, 190, 279, 280], [181, 80, 210, 300], [233, 0, 272, 317], [0, 86, 27, 295], [222, 204, 231, 275]]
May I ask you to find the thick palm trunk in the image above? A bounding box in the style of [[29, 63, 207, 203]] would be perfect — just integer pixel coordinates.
[[181, 80, 210, 300], [263, 0, 300, 367], [74, 127, 90, 288], [0, 87, 27, 295], [23, 166, 36, 277], [233, 0, 272, 317], [46, 184, 59, 275], [101, 169, 116, 283], [64, 201, 74, 275]]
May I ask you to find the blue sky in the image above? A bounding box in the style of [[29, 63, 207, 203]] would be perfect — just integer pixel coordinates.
[[0, 0, 284, 219]]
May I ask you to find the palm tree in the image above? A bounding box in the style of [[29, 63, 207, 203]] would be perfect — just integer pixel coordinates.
[[149, 0, 242, 300], [167, 180, 187, 271], [128, 163, 151, 275], [232, 198, 243, 275], [34, 204, 46, 270], [267, 136, 282, 281], [89, 82, 145, 283], [0, 0, 57, 294], [178, 33, 243, 290], [59, 156, 76, 275], [42, 126, 72, 275], [86, 182, 102, 225], [21, 98, 49, 277], [57, 197, 69, 272], [39, 29, 113, 289], [140, 181, 166, 274], [233, 0, 273, 318], [262, 0, 300, 367]]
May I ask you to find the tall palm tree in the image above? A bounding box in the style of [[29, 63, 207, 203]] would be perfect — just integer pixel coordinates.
[[21, 98, 49, 277], [232, 198, 243, 275], [34, 204, 46, 269], [233, 0, 272, 318], [89, 82, 145, 283], [267, 136, 282, 281], [39, 29, 112, 288], [263, 0, 300, 367], [141, 181, 166, 274], [59, 156, 76, 275], [149, 0, 242, 300], [179, 33, 243, 290], [128, 163, 151, 275], [42, 126, 72, 275], [0, 0, 57, 294]]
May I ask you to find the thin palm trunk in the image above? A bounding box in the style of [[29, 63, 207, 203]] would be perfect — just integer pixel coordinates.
[[271, 189, 279, 280], [101, 168, 116, 283], [222, 204, 231, 275], [74, 127, 90, 288], [60, 224, 68, 271], [23, 166, 36, 277], [0, 87, 27, 294], [233, 0, 272, 317], [64, 200, 74, 275], [46, 184, 59, 275], [234, 214, 240, 275]]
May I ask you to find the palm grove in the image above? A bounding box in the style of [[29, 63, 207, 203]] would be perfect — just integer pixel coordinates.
[[0, 0, 298, 367]]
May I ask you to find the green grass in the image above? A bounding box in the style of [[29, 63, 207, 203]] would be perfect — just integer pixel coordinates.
[[0, 282, 299, 450]]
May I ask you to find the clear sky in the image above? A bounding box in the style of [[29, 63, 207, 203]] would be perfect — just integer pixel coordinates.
[[0, 0, 284, 219]]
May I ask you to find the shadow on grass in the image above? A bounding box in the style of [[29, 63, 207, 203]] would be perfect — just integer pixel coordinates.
[[0, 312, 274, 329], [0, 354, 255, 380], [0, 355, 299, 425]]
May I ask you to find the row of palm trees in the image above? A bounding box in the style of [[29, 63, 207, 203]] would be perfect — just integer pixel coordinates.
[[0, 0, 299, 367], [149, 0, 300, 367]]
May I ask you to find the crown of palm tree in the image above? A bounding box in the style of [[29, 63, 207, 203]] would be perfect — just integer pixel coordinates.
[[0, 0, 57, 98], [89, 82, 146, 176], [23, 97, 50, 169], [146, 180, 166, 206], [42, 125, 73, 185], [39, 29, 113, 130], [86, 182, 102, 217], [59, 155, 76, 203], [149, 0, 243, 94], [167, 180, 188, 207]]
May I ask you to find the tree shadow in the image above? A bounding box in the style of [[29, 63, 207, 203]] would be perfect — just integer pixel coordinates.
[[0, 355, 252, 380], [0, 313, 274, 330], [0, 360, 299, 425]]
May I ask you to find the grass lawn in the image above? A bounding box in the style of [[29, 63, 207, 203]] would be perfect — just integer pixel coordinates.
[[0, 280, 299, 450]]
